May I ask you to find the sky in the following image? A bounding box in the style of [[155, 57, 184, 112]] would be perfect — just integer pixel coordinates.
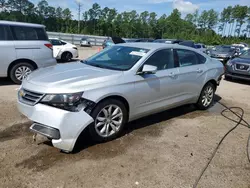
[[30, 0, 250, 19]]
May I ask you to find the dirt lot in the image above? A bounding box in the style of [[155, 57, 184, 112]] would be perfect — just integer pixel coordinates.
[[0, 47, 250, 188]]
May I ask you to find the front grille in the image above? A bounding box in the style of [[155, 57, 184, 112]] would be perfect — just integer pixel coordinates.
[[235, 64, 249, 71], [19, 89, 44, 106]]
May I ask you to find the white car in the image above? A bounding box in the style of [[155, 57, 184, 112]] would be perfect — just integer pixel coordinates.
[[49, 38, 79, 62], [0, 21, 56, 84], [17, 43, 224, 153]]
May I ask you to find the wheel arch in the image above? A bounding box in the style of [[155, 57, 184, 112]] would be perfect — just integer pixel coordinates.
[[197, 79, 217, 103], [205, 79, 217, 91], [8, 59, 38, 77], [95, 95, 130, 116], [61, 51, 73, 56]]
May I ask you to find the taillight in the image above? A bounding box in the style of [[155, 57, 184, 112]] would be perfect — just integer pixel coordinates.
[[44, 43, 53, 50]]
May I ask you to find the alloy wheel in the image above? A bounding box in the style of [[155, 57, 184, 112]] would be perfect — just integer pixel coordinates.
[[95, 105, 123, 138], [201, 85, 214, 107], [15, 66, 32, 81]]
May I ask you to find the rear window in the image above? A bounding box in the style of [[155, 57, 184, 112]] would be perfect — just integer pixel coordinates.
[[10, 26, 48, 41], [50, 39, 62, 46], [196, 53, 207, 64]]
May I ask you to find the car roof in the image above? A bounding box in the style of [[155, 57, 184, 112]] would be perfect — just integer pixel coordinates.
[[117, 42, 196, 51], [0, 20, 45, 28]]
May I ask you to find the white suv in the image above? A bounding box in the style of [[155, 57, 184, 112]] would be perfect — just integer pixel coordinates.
[[0, 21, 56, 84]]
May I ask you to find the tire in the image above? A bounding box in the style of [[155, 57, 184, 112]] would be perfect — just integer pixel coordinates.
[[88, 99, 128, 142], [61, 52, 73, 62], [196, 82, 215, 110], [9, 62, 35, 84]]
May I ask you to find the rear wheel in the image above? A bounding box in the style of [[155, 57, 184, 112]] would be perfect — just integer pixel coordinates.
[[89, 99, 128, 142], [196, 82, 215, 110], [61, 52, 73, 62], [9, 62, 35, 84]]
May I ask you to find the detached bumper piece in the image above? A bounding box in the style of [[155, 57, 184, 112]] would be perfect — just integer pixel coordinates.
[[30, 123, 60, 139]]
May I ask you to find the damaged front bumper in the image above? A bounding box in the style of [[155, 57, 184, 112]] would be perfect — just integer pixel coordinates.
[[17, 100, 94, 152]]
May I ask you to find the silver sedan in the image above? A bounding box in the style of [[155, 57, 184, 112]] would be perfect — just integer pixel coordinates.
[[17, 43, 224, 152]]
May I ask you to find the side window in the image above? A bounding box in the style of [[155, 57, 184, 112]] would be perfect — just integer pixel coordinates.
[[0, 25, 12, 40], [50, 39, 62, 46], [10, 26, 48, 41], [176, 49, 198, 67], [0, 25, 7, 40], [61, 41, 67, 45], [143, 49, 174, 71], [196, 53, 207, 64], [34, 27, 48, 40]]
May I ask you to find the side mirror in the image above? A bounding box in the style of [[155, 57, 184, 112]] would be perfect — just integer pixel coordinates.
[[138, 64, 157, 75]]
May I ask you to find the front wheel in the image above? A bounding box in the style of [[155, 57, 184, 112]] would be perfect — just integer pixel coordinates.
[[61, 52, 73, 62], [89, 99, 128, 142], [196, 82, 215, 110]]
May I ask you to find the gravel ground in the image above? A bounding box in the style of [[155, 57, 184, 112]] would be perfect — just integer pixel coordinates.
[[0, 47, 250, 188]]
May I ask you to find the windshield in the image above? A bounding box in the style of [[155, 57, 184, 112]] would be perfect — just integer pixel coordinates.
[[239, 49, 250, 58], [82, 46, 149, 71], [216, 46, 234, 53]]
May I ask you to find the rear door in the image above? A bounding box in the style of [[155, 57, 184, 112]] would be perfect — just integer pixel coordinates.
[[174, 49, 207, 100], [0, 25, 15, 77]]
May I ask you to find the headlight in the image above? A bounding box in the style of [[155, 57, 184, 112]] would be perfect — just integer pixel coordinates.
[[41, 92, 84, 112]]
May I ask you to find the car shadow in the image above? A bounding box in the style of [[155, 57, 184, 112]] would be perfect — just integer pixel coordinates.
[[69, 95, 222, 154], [57, 59, 80, 63], [0, 77, 16, 86]]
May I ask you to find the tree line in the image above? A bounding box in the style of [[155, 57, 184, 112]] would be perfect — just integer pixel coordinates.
[[0, 0, 250, 45]]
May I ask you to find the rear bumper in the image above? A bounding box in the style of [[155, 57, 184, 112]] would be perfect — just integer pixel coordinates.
[[17, 100, 94, 152], [217, 74, 223, 85]]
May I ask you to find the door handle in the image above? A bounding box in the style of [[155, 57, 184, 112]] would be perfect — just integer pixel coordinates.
[[168, 72, 177, 78], [197, 69, 203, 73]]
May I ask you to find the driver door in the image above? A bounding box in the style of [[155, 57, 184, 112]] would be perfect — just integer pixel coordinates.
[[132, 49, 181, 118]]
